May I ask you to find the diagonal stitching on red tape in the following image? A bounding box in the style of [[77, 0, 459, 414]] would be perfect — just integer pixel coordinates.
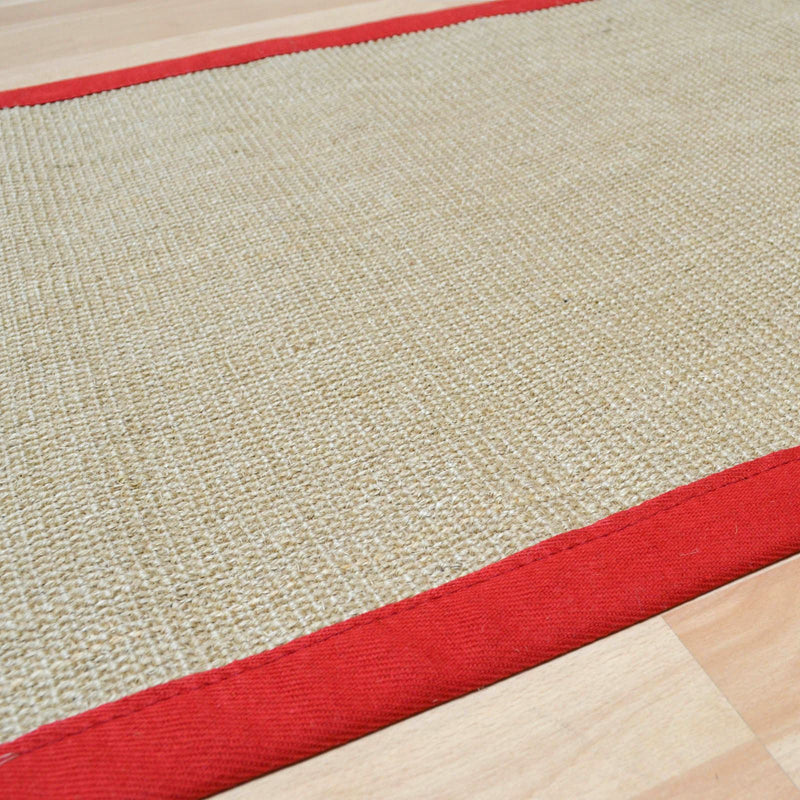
[[6, 447, 800, 761]]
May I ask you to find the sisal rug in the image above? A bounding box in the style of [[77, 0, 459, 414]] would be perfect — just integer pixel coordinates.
[[1, 0, 799, 796]]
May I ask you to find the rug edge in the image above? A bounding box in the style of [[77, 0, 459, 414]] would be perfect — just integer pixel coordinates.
[[0, 0, 590, 109], [1, 444, 799, 798]]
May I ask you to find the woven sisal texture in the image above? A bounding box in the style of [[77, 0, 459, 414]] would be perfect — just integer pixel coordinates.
[[1, 0, 799, 741]]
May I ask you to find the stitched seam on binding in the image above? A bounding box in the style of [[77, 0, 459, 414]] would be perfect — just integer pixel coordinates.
[[6, 450, 800, 760]]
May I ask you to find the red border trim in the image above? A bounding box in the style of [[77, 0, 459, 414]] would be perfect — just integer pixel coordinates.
[[0, 0, 588, 109], [1, 445, 799, 798]]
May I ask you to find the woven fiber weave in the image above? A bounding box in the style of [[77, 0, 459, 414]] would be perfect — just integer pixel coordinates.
[[1, 0, 799, 742]]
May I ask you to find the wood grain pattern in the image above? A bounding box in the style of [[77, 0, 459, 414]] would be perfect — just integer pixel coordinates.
[[219, 557, 800, 799], [667, 555, 800, 786], [0, 0, 479, 91], [638, 741, 799, 800]]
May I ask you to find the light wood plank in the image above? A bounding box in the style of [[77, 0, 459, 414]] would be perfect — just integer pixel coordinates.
[[0, 0, 480, 92], [637, 740, 799, 800], [667, 554, 800, 786], [219, 617, 764, 799]]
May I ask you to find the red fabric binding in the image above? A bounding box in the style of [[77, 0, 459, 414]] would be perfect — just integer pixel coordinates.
[[1, 445, 799, 798], [0, 0, 588, 109]]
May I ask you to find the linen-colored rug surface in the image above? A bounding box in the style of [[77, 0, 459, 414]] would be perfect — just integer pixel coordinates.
[[1, 0, 799, 746]]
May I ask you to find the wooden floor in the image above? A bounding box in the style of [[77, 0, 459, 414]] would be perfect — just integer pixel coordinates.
[[0, 0, 481, 92], [3, 1, 799, 797], [220, 553, 800, 799]]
